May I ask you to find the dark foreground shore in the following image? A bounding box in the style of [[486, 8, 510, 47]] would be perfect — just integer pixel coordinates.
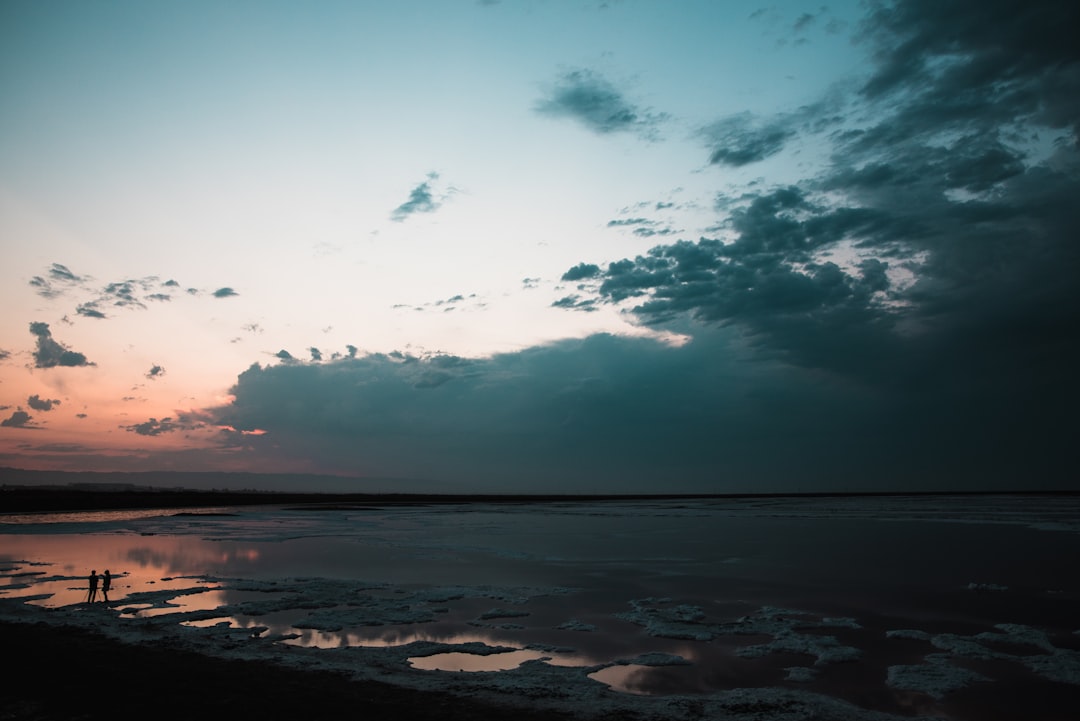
[[3, 621, 580, 721]]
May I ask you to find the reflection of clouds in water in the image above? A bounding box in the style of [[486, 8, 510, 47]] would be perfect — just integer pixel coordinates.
[[124, 542, 260, 575], [2, 497, 1079, 720]]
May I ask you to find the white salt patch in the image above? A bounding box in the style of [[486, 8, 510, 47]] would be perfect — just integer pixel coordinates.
[[478, 608, 530, 620], [737, 630, 861, 666], [886, 629, 932, 641], [785, 666, 817, 682], [886, 655, 989, 699], [1025, 649, 1080, 686], [617, 652, 690, 667], [967, 582, 1008, 592]]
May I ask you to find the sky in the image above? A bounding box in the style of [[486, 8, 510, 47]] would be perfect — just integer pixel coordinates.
[[1, 0, 1077, 494]]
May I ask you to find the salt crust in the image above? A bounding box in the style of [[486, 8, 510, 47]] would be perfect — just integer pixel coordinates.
[[615, 599, 863, 666], [884, 622, 1080, 697], [0, 577, 911, 721]]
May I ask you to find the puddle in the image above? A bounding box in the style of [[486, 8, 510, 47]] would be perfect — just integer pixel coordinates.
[[409, 649, 552, 672]]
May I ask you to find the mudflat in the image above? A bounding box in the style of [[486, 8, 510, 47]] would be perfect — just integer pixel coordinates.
[[3, 619, 577, 721]]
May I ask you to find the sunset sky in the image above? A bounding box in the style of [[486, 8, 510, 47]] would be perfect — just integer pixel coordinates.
[[2, 0, 1077, 493]]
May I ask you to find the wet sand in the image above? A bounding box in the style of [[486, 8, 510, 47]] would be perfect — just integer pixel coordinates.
[[4, 620, 578, 721]]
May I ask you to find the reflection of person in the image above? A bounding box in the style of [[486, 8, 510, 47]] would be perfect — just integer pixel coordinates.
[[88, 570, 99, 603], [101, 570, 111, 603]]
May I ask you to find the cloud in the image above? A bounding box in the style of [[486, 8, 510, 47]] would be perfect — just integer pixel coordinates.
[[561, 263, 601, 282], [858, 0, 1079, 143], [1, 410, 38, 429], [76, 302, 108, 319], [27, 395, 60, 411], [545, 0, 1078, 490], [391, 172, 447, 222], [551, 295, 598, 312], [702, 112, 796, 167], [29, 322, 93, 368], [123, 417, 183, 436], [535, 69, 665, 138], [0, 349, 10, 361], [28, 263, 88, 299], [198, 323, 1072, 492], [146, 364, 166, 380], [28, 264, 234, 318]]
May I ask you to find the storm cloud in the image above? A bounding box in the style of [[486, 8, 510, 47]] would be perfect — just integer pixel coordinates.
[[551, 0, 1079, 489], [199, 319, 1073, 493]]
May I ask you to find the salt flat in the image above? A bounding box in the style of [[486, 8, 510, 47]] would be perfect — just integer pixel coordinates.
[[2, 495, 1078, 720]]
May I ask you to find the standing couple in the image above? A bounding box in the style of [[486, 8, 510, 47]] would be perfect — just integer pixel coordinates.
[[87, 569, 111, 603]]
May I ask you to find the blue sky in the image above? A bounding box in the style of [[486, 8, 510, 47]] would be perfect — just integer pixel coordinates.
[[2, 0, 1077, 493]]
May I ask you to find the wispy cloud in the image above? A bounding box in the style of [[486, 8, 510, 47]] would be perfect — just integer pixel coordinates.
[[391, 172, 452, 222], [535, 69, 666, 138], [28, 263, 87, 299]]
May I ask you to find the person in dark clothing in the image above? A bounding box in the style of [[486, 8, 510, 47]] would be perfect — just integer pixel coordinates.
[[101, 569, 111, 603], [87, 570, 98, 603]]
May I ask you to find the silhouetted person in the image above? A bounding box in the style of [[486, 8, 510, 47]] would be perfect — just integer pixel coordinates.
[[87, 570, 98, 603], [101, 569, 111, 603]]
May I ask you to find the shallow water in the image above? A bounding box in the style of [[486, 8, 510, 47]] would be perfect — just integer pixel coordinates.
[[2, 495, 1078, 719]]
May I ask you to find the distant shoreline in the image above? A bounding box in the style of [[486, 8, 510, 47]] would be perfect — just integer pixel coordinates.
[[1, 484, 1075, 514]]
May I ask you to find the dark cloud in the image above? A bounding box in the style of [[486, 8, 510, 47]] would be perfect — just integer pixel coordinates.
[[561, 263, 601, 282], [702, 112, 796, 167], [605, 217, 676, 237], [213, 287, 239, 298], [391, 173, 445, 222], [146, 364, 166, 380], [535, 69, 665, 138], [858, 0, 1080, 144], [29, 263, 87, 299], [1, 410, 37, 429], [275, 350, 297, 363], [27, 395, 60, 411], [309, 347, 323, 362], [551, 295, 598, 312], [0, 349, 10, 361], [200, 327, 1069, 492], [103, 280, 147, 309], [76, 303, 107, 319], [551, 0, 1079, 490], [29, 322, 93, 368], [123, 417, 182, 436]]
